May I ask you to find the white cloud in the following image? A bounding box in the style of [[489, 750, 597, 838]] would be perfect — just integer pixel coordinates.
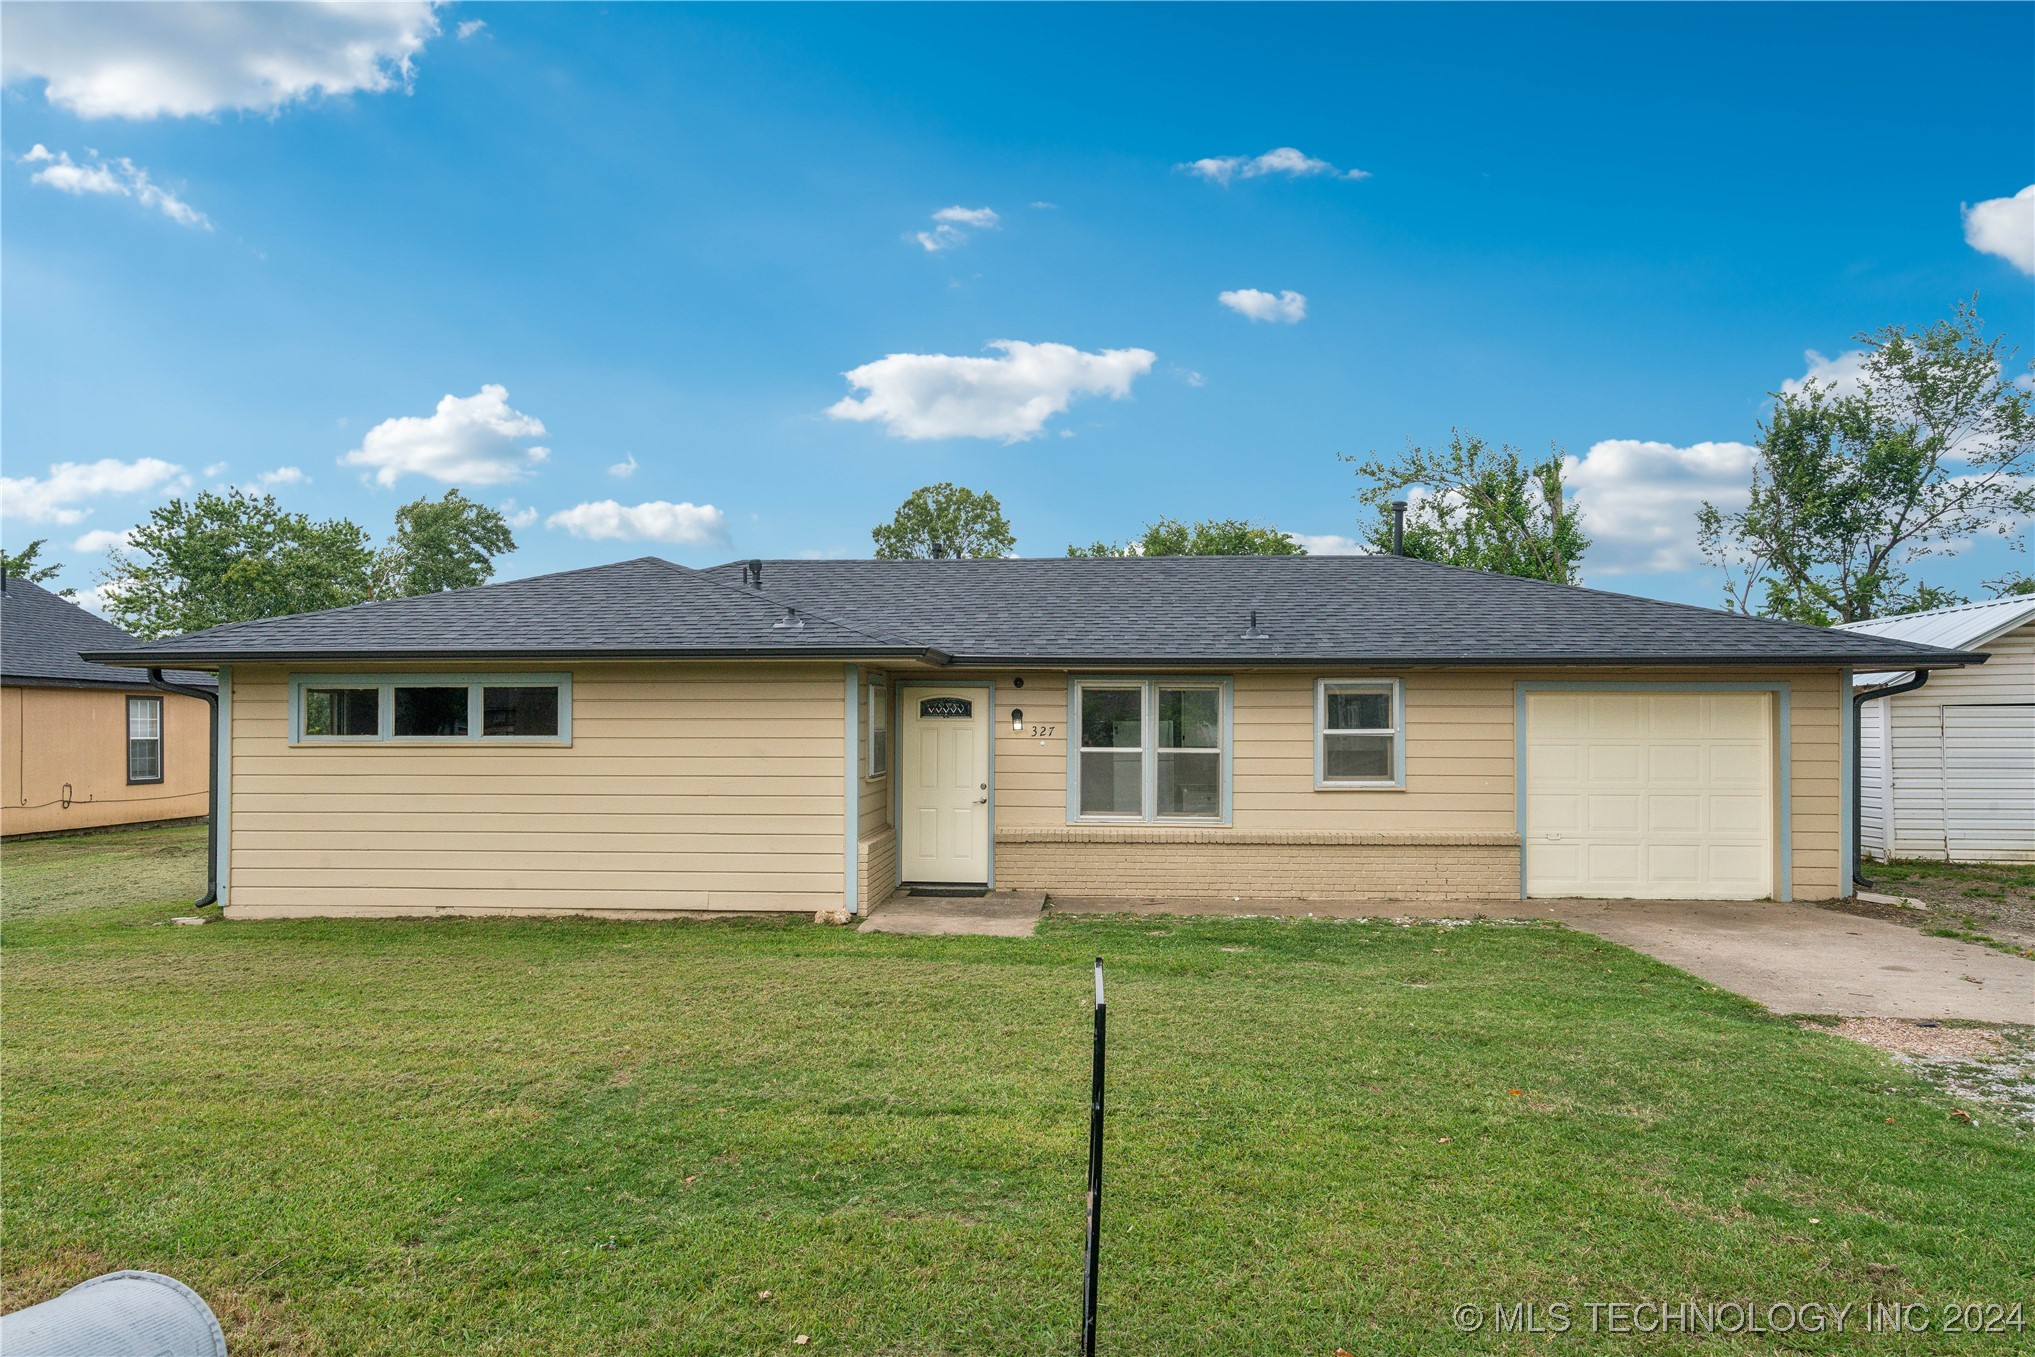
[[1288, 532, 1370, 556], [73, 580, 125, 616], [20, 145, 210, 228], [607, 452, 639, 479], [1562, 439, 1758, 574], [498, 499, 539, 530], [1, 1, 440, 119], [1962, 185, 2034, 275], [546, 500, 729, 546], [1218, 288, 1307, 323], [1, 457, 186, 525], [456, 19, 487, 40], [912, 204, 1000, 252], [202, 461, 229, 478], [257, 466, 307, 487], [1781, 348, 1870, 400], [1181, 147, 1369, 185], [826, 340, 1157, 442], [341, 384, 550, 487], [72, 527, 135, 554]]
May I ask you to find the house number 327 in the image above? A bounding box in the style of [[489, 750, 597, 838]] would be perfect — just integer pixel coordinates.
[[1030, 724, 1056, 737]]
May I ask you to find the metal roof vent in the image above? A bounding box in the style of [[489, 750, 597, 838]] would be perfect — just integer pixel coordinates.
[[773, 606, 804, 630], [1242, 609, 1268, 640], [743, 559, 764, 588]]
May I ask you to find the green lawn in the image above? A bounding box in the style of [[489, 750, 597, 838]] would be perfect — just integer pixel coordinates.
[[4, 827, 2031, 1354]]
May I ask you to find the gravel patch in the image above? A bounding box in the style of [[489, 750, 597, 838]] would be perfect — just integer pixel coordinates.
[[1822, 1018, 2035, 1132]]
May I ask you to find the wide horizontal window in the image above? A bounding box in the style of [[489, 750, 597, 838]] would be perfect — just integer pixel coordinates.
[[1072, 678, 1229, 822], [290, 674, 570, 745], [1316, 678, 1402, 788]]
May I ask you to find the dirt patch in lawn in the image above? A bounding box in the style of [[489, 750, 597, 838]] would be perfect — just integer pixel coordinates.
[[1820, 859, 2035, 957], [1820, 1018, 2035, 1133]]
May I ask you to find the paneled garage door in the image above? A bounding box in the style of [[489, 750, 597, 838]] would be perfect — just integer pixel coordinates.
[[1524, 690, 1775, 900]]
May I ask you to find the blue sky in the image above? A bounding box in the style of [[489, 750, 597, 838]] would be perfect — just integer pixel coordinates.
[[4, 2, 2032, 611]]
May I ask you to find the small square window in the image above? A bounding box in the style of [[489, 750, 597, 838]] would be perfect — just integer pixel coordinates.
[[304, 687, 381, 737], [1317, 680, 1401, 788], [483, 686, 558, 737], [394, 686, 470, 737]]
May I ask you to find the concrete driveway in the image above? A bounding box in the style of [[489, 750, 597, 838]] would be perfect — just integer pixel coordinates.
[[1051, 894, 2034, 1023]]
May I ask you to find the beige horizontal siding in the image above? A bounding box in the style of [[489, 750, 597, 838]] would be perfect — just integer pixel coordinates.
[[226, 661, 847, 918], [940, 665, 1845, 903]]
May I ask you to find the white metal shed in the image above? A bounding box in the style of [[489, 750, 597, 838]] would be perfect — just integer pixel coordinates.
[[1839, 597, 2035, 863]]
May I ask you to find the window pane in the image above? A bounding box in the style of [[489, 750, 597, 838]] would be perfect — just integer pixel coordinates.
[[1157, 688, 1220, 749], [1324, 733, 1395, 781], [1156, 750, 1220, 817], [482, 686, 558, 737], [128, 738, 161, 782], [1079, 750, 1143, 815], [868, 684, 889, 777], [1080, 688, 1141, 749], [394, 686, 469, 737], [127, 696, 161, 740], [1325, 688, 1392, 731], [305, 687, 380, 737]]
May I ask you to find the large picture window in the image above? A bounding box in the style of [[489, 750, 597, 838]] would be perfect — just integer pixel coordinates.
[[1316, 678, 1403, 788], [290, 674, 571, 745], [126, 695, 163, 784], [1072, 678, 1229, 822]]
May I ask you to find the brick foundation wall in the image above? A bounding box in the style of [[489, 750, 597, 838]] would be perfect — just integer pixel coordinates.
[[994, 827, 1520, 902], [858, 827, 897, 910]]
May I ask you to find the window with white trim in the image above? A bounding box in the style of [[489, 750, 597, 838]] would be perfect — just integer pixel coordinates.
[[1316, 678, 1402, 788], [126, 695, 163, 784], [1073, 678, 1228, 821], [291, 674, 571, 744], [866, 675, 889, 778]]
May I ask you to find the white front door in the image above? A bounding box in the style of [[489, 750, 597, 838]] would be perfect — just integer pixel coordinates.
[[1524, 690, 1775, 900], [899, 687, 992, 885]]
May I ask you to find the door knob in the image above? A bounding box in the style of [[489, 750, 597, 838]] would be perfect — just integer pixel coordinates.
[[973, 795, 989, 805]]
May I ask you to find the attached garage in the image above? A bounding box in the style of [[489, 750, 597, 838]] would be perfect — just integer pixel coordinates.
[[1522, 687, 1778, 900]]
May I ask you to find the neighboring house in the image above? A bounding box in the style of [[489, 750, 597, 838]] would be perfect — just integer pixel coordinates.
[[83, 555, 1982, 920], [2, 576, 214, 837], [1838, 596, 2035, 864]]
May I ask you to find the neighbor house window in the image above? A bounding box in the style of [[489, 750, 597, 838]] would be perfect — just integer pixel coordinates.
[[866, 675, 889, 778], [290, 674, 570, 744], [1316, 678, 1403, 788], [126, 695, 163, 784], [1071, 678, 1229, 822]]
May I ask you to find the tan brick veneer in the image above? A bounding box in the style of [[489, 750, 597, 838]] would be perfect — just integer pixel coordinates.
[[993, 827, 1521, 902]]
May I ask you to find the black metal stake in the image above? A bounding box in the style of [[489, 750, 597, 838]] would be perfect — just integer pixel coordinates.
[[1081, 957, 1106, 1357]]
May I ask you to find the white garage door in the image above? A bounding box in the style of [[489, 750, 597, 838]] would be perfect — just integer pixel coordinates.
[[1944, 705, 2035, 863], [1525, 690, 1774, 900]]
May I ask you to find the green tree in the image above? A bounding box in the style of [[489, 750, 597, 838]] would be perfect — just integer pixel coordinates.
[[100, 489, 375, 638], [1341, 430, 1589, 584], [375, 489, 517, 598], [2, 540, 71, 595], [871, 483, 1015, 559], [1698, 300, 2034, 625], [1067, 517, 1303, 556]]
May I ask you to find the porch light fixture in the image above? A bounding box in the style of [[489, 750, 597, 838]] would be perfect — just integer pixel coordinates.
[[1011, 708, 1024, 731]]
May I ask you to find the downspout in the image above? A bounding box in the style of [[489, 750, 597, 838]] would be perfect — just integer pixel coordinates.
[[1852, 669, 1928, 893], [148, 668, 218, 908]]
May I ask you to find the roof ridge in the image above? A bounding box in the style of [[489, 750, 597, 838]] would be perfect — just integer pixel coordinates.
[[656, 557, 936, 651]]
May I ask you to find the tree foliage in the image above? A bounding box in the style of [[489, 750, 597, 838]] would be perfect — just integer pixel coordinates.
[[1341, 430, 1589, 584], [1698, 301, 2034, 625], [374, 489, 517, 598], [101, 489, 377, 638], [871, 483, 1015, 559], [2, 540, 71, 594], [1067, 517, 1303, 557]]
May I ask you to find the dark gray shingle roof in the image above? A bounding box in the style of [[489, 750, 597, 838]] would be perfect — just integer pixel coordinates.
[[2, 577, 214, 689], [80, 553, 1984, 671]]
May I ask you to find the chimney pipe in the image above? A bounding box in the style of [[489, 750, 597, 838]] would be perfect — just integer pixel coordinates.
[[1389, 500, 1407, 556], [747, 558, 763, 588]]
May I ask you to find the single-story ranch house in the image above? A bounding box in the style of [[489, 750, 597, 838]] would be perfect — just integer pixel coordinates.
[[3, 575, 214, 838], [86, 554, 1985, 921]]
